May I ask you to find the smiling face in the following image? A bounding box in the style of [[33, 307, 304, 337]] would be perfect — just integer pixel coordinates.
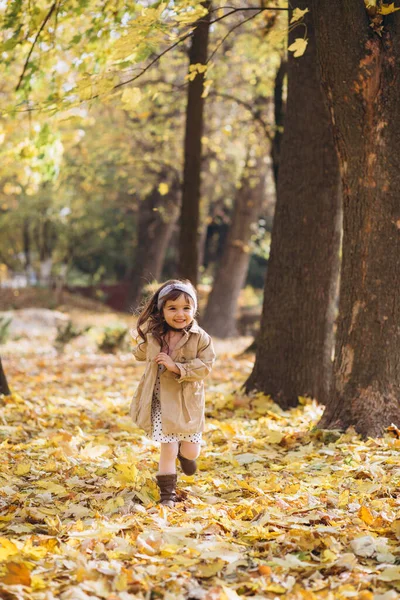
[[162, 294, 195, 329]]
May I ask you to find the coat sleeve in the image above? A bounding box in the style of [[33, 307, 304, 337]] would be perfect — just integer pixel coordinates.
[[174, 332, 215, 383], [131, 330, 148, 361]]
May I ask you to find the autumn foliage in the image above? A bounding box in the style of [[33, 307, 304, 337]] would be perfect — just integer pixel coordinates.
[[1, 331, 400, 598]]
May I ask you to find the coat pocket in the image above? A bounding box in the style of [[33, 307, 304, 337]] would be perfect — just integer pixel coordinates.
[[181, 380, 204, 423]]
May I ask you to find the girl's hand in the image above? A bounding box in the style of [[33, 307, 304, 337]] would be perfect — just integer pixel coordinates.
[[155, 352, 180, 374]]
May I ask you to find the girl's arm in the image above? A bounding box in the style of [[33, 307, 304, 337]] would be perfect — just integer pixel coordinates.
[[174, 333, 215, 382], [131, 331, 148, 361]]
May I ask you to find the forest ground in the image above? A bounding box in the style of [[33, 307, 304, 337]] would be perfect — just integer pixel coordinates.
[[1, 298, 400, 599]]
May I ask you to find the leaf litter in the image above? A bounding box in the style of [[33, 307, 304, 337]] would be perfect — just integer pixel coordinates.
[[1, 339, 400, 599]]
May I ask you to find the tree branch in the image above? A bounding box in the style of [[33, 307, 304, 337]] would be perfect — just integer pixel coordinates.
[[208, 9, 264, 63], [110, 4, 288, 95], [112, 31, 193, 93], [16, 2, 57, 91], [209, 5, 289, 25]]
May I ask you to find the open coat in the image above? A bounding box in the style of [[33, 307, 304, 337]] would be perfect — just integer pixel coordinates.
[[130, 321, 215, 435]]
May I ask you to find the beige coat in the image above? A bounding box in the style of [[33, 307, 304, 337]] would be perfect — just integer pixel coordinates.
[[130, 321, 215, 435]]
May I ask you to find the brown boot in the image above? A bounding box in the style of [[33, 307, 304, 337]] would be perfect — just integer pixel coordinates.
[[156, 474, 177, 507], [178, 444, 197, 476]]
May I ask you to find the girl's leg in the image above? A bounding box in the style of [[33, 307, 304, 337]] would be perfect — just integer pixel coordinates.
[[177, 441, 200, 476], [158, 442, 179, 474], [179, 441, 201, 460]]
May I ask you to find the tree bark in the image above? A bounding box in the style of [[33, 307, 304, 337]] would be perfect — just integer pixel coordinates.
[[244, 2, 342, 408], [127, 180, 180, 310], [312, 1, 400, 436], [202, 154, 265, 338], [0, 357, 10, 396], [179, 1, 211, 286]]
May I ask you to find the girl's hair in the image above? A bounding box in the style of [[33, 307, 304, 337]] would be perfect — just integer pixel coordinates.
[[136, 279, 197, 347]]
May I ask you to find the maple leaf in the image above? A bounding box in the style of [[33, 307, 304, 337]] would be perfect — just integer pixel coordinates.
[[288, 37, 308, 58]]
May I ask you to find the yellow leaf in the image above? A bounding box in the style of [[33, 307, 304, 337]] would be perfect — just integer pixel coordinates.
[[15, 462, 31, 476], [265, 428, 284, 444], [265, 584, 286, 593], [114, 463, 138, 484], [115, 572, 128, 591], [379, 2, 400, 14], [158, 182, 169, 196], [36, 481, 67, 495], [80, 443, 110, 459], [121, 87, 142, 110], [221, 586, 242, 600], [96, 74, 119, 95], [288, 37, 308, 57], [31, 575, 47, 590], [359, 505, 375, 525], [391, 519, 400, 539], [0, 538, 19, 561], [322, 549, 337, 562], [189, 62, 207, 74], [290, 7, 309, 23], [378, 566, 400, 581], [175, 5, 208, 25], [338, 489, 349, 508], [104, 497, 124, 514], [160, 543, 180, 557], [22, 537, 58, 560], [202, 79, 213, 98], [110, 32, 138, 63], [195, 558, 226, 578]]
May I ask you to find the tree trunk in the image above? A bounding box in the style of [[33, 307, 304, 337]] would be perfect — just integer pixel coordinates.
[[0, 358, 10, 396], [179, 1, 211, 286], [197, 197, 210, 273], [127, 181, 180, 310], [271, 59, 287, 187], [244, 2, 342, 408], [202, 154, 265, 338], [313, 1, 400, 436], [23, 219, 31, 271]]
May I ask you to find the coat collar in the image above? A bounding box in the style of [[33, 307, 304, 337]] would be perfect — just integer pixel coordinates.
[[188, 319, 201, 334], [168, 319, 201, 356]]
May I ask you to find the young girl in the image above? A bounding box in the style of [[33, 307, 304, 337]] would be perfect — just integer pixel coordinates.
[[130, 279, 215, 507]]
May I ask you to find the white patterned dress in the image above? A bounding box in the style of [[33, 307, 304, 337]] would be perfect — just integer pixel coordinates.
[[150, 364, 202, 443]]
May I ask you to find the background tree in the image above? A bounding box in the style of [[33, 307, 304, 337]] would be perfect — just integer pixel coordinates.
[[202, 149, 266, 337], [179, 1, 211, 285], [245, 2, 342, 407], [0, 358, 10, 396]]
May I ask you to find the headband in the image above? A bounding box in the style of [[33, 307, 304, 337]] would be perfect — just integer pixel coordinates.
[[157, 283, 197, 312]]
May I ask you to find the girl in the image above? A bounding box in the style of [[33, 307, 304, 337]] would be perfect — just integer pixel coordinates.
[[130, 279, 215, 507]]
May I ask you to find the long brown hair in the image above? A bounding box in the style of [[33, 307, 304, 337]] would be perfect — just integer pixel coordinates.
[[136, 279, 197, 347]]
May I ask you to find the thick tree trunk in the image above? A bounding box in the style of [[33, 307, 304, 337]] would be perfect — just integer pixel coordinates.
[[127, 182, 180, 310], [0, 358, 10, 396], [179, 1, 211, 286], [244, 2, 342, 408], [202, 155, 265, 338], [313, 1, 400, 436]]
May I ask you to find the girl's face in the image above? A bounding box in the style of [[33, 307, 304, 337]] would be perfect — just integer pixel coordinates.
[[163, 294, 195, 330]]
